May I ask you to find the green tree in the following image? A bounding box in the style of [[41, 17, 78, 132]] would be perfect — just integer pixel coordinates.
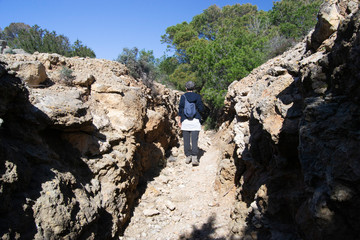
[[269, 0, 323, 39], [116, 47, 140, 77], [161, 22, 198, 63], [71, 40, 96, 58], [12, 24, 44, 53], [161, 3, 270, 111], [169, 63, 198, 91], [192, 5, 222, 41], [158, 55, 179, 75], [186, 30, 267, 108], [154, 55, 180, 88], [159, 1, 323, 113], [116, 47, 157, 86], [1, 23, 95, 58], [41, 30, 72, 56], [0, 22, 30, 43]]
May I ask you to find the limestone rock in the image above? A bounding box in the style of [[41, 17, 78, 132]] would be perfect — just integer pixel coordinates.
[[73, 73, 96, 87], [0, 50, 180, 239], [165, 200, 176, 211], [10, 60, 47, 86], [12, 49, 29, 55], [30, 87, 92, 128], [143, 209, 160, 217], [311, 0, 343, 49], [310, 0, 359, 49], [221, 2, 360, 239]]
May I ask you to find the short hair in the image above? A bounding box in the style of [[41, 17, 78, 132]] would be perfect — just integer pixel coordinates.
[[185, 81, 195, 90]]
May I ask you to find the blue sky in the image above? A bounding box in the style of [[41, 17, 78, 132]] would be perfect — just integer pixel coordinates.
[[0, 0, 276, 60]]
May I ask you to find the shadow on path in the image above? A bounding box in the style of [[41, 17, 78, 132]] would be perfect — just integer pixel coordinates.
[[179, 214, 227, 240]]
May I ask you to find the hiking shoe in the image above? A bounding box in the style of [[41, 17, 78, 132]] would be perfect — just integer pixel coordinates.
[[185, 156, 192, 164], [192, 155, 199, 166]]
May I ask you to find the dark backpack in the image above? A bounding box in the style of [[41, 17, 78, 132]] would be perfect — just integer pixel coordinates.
[[183, 95, 197, 119]]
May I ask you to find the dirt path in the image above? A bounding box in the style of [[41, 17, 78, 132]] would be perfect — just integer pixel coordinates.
[[121, 130, 234, 240]]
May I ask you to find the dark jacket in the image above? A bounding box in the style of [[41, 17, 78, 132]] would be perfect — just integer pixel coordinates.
[[178, 92, 204, 122]]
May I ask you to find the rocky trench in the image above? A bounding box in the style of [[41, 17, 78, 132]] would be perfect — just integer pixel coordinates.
[[2, 1, 360, 240], [0, 54, 181, 239]]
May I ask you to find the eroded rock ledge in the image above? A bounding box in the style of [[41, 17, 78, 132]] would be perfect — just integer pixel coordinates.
[[0, 54, 180, 239], [217, 0, 360, 239]]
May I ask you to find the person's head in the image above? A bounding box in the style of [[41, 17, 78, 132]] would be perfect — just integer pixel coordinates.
[[185, 81, 195, 91]]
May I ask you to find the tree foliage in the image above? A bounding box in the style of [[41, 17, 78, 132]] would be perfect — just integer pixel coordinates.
[[70, 40, 96, 58], [160, 4, 271, 109], [270, 0, 323, 39], [159, 0, 323, 114], [0, 23, 96, 58], [0, 22, 30, 42], [115, 47, 157, 86]]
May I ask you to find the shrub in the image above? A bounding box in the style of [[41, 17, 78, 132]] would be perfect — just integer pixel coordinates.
[[59, 66, 75, 85], [204, 116, 217, 130], [3, 48, 15, 54]]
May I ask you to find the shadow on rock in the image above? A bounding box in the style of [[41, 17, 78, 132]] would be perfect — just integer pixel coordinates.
[[0, 69, 108, 239]]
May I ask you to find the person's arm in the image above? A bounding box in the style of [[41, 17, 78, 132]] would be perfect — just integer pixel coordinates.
[[177, 116, 182, 128], [178, 95, 185, 128], [196, 95, 204, 113], [178, 95, 185, 114]]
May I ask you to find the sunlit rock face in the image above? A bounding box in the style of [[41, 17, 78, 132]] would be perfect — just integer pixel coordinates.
[[218, 1, 360, 239], [0, 52, 180, 239]]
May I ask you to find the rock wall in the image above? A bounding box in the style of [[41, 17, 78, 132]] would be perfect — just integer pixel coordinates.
[[0, 53, 180, 239], [218, 0, 360, 239]]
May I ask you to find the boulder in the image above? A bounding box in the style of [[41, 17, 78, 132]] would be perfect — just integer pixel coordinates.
[[31, 87, 92, 128], [10, 61, 48, 86], [311, 0, 343, 49], [311, 0, 359, 49]]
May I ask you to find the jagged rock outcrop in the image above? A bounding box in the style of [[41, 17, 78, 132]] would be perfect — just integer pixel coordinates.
[[0, 53, 180, 239], [218, 0, 360, 239]]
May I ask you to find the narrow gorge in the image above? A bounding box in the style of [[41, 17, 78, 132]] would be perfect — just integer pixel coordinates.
[[1, 0, 360, 239]]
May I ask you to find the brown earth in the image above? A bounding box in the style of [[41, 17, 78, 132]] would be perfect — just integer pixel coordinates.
[[122, 129, 235, 240]]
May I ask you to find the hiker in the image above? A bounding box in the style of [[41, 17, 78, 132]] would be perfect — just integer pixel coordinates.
[[177, 81, 204, 166]]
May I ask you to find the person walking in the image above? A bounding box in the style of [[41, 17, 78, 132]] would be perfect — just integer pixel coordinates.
[[177, 81, 204, 166]]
